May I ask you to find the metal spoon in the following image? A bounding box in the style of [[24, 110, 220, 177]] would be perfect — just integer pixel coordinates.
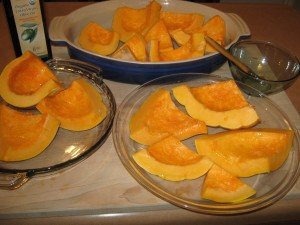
[[204, 36, 258, 78]]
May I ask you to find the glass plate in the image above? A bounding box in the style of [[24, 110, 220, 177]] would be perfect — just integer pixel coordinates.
[[0, 58, 116, 189], [113, 73, 300, 214]]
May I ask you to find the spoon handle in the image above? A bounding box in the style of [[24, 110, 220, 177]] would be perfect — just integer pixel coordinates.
[[204, 36, 252, 75]]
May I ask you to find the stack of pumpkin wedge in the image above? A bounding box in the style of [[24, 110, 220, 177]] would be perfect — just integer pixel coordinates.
[[0, 51, 107, 162], [78, 0, 226, 62], [129, 80, 294, 203]]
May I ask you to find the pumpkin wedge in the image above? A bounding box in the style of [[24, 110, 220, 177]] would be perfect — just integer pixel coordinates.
[[0, 51, 60, 108], [172, 81, 260, 129], [37, 78, 107, 131], [0, 103, 59, 161], [160, 12, 205, 33], [144, 20, 173, 51], [78, 22, 120, 56], [130, 88, 207, 145], [112, 0, 162, 42], [195, 128, 294, 177], [201, 164, 256, 203], [133, 149, 213, 181], [123, 33, 147, 61], [148, 135, 201, 166]]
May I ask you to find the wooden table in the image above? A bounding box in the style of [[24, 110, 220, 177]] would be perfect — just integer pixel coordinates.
[[0, 2, 300, 225]]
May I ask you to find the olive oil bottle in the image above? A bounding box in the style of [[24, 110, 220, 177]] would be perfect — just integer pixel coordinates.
[[3, 0, 52, 61]]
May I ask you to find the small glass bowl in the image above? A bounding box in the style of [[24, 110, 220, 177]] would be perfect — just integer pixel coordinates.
[[229, 40, 299, 95]]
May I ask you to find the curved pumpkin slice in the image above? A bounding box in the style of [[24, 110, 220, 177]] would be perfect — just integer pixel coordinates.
[[0, 51, 60, 108], [160, 12, 204, 33], [0, 103, 59, 162], [148, 135, 201, 166], [78, 22, 120, 56], [124, 33, 147, 61], [201, 165, 256, 203], [37, 78, 107, 131], [133, 149, 213, 181], [130, 88, 207, 145], [195, 128, 294, 177], [172, 82, 259, 129], [112, 0, 162, 42]]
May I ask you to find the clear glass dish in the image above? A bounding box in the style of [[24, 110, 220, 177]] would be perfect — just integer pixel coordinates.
[[0, 58, 116, 190], [113, 73, 300, 215]]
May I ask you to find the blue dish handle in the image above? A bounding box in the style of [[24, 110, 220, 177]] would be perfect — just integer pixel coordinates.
[[49, 16, 68, 46]]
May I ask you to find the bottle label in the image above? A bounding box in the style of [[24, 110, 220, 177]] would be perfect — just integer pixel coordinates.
[[10, 0, 49, 58]]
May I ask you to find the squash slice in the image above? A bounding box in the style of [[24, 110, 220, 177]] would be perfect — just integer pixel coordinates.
[[133, 149, 213, 181], [0, 103, 59, 161], [0, 51, 60, 108], [37, 78, 107, 131], [112, 0, 162, 42], [202, 165, 256, 203], [160, 12, 204, 33], [130, 88, 207, 145], [148, 135, 201, 166], [172, 82, 259, 129], [195, 128, 294, 177], [78, 22, 120, 56]]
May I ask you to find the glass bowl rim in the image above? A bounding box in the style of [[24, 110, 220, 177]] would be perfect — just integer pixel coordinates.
[[229, 39, 300, 83]]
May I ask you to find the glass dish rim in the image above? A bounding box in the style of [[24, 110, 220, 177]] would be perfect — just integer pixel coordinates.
[[112, 72, 300, 215]]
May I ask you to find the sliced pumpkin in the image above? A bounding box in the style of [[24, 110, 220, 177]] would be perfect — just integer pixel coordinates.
[[201, 165, 256, 203], [201, 15, 226, 52], [172, 82, 260, 129], [148, 39, 160, 62], [112, 0, 162, 42], [0, 103, 59, 161], [78, 22, 120, 56], [37, 78, 107, 131], [0, 51, 60, 108], [169, 29, 191, 46], [160, 12, 204, 33], [144, 20, 173, 51], [195, 128, 294, 177], [159, 41, 193, 61], [148, 135, 201, 166], [124, 33, 147, 61], [130, 88, 207, 145], [133, 149, 213, 181], [112, 44, 137, 61]]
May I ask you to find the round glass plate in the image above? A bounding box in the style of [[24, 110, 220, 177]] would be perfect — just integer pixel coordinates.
[[0, 58, 116, 189], [113, 73, 300, 214]]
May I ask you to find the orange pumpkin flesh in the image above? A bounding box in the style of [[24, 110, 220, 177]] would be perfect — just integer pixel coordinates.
[[195, 129, 294, 177], [172, 82, 260, 129], [0, 103, 59, 162], [190, 80, 248, 112], [124, 33, 147, 61], [0, 51, 60, 108], [148, 135, 201, 166], [130, 88, 207, 145], [112, 0, 162, 42], [37, 78, 107, 131], [202, 165, 256, 203], [78, 22, 120, 56]]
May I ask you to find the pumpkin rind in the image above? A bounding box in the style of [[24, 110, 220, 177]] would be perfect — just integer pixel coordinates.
[[37, 78, 107, 131], [133, 149, 213, 181], [195, 129, 294, 177], [201, 165, 256, 203], [78, 22, 120, 56], [0, 103, 60, 162], [172, 84, 259, 129], [0, 51, 60, 108]]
